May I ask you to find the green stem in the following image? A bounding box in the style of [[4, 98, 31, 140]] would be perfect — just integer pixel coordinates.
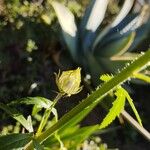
[[36, 93, 63, 136], [36, 50, 150, 143]]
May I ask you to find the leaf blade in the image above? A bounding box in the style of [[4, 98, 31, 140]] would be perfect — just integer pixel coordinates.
[[52, 1, 78, 59], [99, 89, 126, 129], [124, 90, 143, 126], [0, 133, 33, 150], [0, 103, 32, 132]]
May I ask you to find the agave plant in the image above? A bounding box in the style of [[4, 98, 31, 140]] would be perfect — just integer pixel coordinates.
[[52, 0, 150, 84]]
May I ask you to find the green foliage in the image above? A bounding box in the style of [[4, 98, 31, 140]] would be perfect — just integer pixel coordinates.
[[0, 1, 150, 148], [53, 0, 150, 84], [124, 90, 142, 126], [9, 97, 58, 116], [0, 0, 85, 103], [0, 49, 150, 149], [99, 74, 142, 129], [35, 50, 150, 145], [0, 51, 150, 150], [1, 0, 83, 26], [0, 102, 33, 132], [0, 133, 33, 150], [133, 73, 150, 83], [99, 88, 126, 129]]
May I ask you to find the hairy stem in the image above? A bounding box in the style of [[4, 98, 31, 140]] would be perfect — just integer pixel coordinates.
[[24, 50, 150, 150], [35, 50, 150, 143]]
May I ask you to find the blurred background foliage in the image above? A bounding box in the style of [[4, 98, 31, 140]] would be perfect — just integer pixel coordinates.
[[0, 0, 124, 102], [0, 0, 150, 149]]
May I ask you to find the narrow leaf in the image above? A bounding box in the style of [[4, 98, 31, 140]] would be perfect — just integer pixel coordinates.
[[80, 0, 109, 51], [27, 115, 34, 133], [128, 20, 150, 51], [33, 139, 44, 150], [124, 90, 143, 126], [92, 0, 134, 50], [95, 32, 135, 57], [111, 0, 134, 27], [52, 2, 78, 59], [133, 73, 150, 83], [83, 0, 109, 32]]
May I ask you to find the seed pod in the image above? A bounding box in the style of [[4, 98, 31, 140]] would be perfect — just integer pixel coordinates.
[[55, 68, 82, 96]]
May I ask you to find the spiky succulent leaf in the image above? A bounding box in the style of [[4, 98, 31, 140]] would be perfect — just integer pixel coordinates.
[[95, 32, 136, 57], [80, 0, 109, 51], [80, 0, 109, 35], [111, 0, 135, 27], [92, 0, 134, 50], [52, 2, 78, 60], [128, 20, 150, 51]]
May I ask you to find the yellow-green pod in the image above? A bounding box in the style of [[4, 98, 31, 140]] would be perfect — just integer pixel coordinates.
[[56, 68, 82, 96]]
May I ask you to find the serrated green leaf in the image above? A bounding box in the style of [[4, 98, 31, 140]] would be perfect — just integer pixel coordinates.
[[9, 97, 52, 109], [99, 89, 126, 129], [0, 103, 32, 132], [9, 97, 58, 119], [100, 74, 113, 82], [0, 133, 33, 150], [100, 74, 143, 127], [36, 50, 150, 142]]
